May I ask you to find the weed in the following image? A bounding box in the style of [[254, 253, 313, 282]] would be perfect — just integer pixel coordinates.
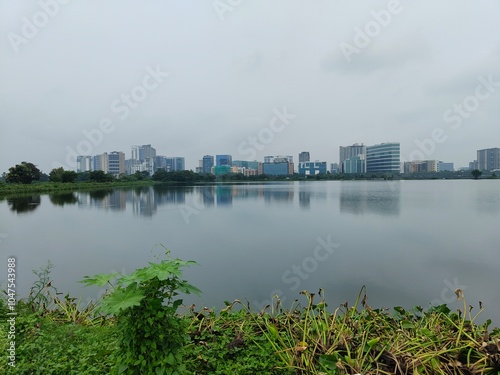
[[81, 249, 201, 374]]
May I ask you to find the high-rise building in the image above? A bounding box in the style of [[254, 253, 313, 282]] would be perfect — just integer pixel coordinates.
[[167, 157, 185, 171], [330, 163, 339, 174], [404, 160, 438, 173], [202, 155, 214, 174], [213, 165, 232, 175], [477, 147, 500, 171], [366, 142, 400, 173], [262, 162, 294, 175], [438, 162, 454, 172], [232, 160, 259, 170], [108, 151, 125, 176], [298, 161, 327, 175], [93, 153, 109, 173], [131, 144, 156, 162], [342, 155, 366, 174], [152, 156, 185, 173], [299, 152, 310, 163], [264, 155, 293, 163], [339, 144, 366, 164], [216, 154, 232, 166], [76, 156, 93, 172]]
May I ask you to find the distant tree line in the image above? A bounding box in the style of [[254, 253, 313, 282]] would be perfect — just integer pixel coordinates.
[[1, 162, 497, 185]]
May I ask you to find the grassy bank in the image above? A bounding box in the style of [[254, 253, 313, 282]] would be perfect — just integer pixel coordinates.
[[1, 290, 499, 374], [2, 257, 499, 374], [0, 180, 159, 197]]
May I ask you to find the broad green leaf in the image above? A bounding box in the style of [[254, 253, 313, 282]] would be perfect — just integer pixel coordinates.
[[80, 273, 119, 287], [100, 287, 145, 314]]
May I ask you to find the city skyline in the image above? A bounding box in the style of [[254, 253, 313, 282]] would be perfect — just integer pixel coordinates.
[[1, 1, 500, 174], [4, 141, 499, 175]]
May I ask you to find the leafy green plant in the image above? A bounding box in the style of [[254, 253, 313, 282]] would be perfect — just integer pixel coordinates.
[[26, 260, 59, 313], [81, 250, 200, 375]]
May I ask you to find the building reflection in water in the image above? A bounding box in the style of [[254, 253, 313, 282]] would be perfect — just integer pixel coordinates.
[[297, 182, 327, 210], [70, 183, 406, 218], [77, 189, 126, 211], [340, 181, 401, 216], [130, 187, 156, 217], [216, 186, 233, 206], [261, 187, 294, 204]]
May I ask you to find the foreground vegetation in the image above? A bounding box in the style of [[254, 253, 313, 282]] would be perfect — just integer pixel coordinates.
[[1, 257, 499, 374]]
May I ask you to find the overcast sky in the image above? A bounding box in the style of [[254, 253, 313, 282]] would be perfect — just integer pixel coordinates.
[[1, 0, 499, 174]]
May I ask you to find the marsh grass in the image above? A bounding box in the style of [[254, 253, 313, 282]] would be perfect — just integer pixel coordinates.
[[249, 287, 500, 374]]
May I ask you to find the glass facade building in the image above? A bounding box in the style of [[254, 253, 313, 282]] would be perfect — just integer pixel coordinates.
[[342, 156, 366, 174], [202, 155, 214, 174], [366, 143, 400, 173], [216, 154, 232, 166], [477, 148, 500, 171], [262, 162, 292, 175]]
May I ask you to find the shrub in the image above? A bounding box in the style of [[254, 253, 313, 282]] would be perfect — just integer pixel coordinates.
[[81, 251, 200, 375]]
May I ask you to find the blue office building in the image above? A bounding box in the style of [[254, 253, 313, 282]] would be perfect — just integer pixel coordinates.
[[366, 143, 400, 173], [298, 161, 327, 175], [216, 154, 232, 166], [202, 155, 214, 174], [262, 162, 293, 175]]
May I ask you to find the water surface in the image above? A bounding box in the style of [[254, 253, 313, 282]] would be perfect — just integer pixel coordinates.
[[1, 180, 499, 324]]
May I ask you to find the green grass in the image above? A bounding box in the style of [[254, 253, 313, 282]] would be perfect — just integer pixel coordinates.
[[0, 180, 159, 197], [1, 261, 499, 374], [1, 291, 499, 374]]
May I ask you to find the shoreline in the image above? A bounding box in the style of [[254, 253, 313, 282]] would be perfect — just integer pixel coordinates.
[[1, 174, 497, 197]]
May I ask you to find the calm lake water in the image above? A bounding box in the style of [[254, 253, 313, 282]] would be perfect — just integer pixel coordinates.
[[1, 180, 499, 324]]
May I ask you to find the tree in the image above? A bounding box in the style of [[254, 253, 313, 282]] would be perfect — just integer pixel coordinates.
[[133, 170, 149, 180], [471, 169, 482, 180], [89, 170, 114, 182], [49, 167, 78, 183], [6, 162, 42, 184]]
